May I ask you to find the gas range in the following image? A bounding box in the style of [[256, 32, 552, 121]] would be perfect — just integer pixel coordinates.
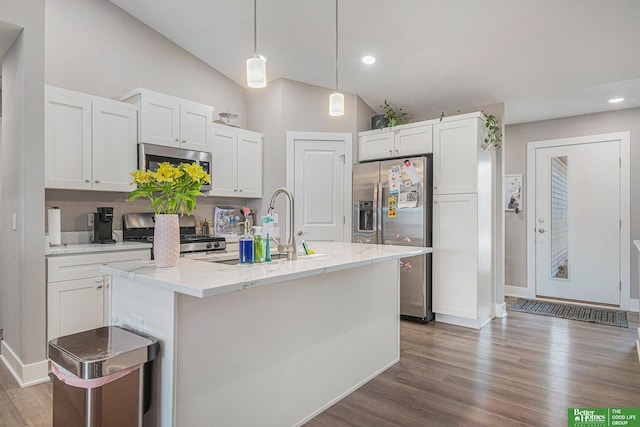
[[123, 213, 226, 254]]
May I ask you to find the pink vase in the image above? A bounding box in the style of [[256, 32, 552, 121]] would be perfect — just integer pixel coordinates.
[[154, 214, 180, 267]]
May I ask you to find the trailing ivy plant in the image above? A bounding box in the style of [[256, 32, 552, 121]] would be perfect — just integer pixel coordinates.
[[481, 113, 502, 151], [381, 100, 410, 127]]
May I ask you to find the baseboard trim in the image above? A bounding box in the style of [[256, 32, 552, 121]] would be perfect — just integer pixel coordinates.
[[495, 303, 507, 318], [0, 341, 50, 388], [505, 285, 535, 299], [435, 313, 494, 329]]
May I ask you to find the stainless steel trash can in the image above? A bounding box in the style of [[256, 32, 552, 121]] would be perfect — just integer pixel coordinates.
[[48, 326, 159, 427]]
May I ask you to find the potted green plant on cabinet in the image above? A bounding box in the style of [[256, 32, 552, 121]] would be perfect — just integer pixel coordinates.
[[371, 100, 411, 129]]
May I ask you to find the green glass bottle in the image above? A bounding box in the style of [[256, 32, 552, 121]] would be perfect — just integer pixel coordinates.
[[253, 227, 266, 263]]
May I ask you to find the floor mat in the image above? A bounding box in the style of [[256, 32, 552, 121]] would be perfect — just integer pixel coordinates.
[[507, 298, 628, 328]]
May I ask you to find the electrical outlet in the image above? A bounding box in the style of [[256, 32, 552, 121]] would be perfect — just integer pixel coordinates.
[[88, 213, 94, 227]]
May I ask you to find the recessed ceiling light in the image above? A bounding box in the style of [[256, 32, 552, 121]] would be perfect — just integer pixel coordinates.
[[608, 97, 625, 103], [362, 55, 376, 65]]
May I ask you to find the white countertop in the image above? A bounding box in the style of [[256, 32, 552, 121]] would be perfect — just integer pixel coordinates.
[[101, 242, 431, 298], [46, 241, 153, 256]]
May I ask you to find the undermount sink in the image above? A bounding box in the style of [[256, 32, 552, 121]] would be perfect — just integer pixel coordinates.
[[214, 253, 327, 266]]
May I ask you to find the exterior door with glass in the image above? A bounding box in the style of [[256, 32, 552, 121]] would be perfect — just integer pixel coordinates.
[[534, 140, 620, 305]]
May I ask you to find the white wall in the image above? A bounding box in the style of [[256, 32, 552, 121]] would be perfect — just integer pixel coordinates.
[[505, 108, 640, 301], [0, 0, 47, 371], [44, 0, 252, 229], [247, 78, 375, 224], [45, 0, 248, 128]]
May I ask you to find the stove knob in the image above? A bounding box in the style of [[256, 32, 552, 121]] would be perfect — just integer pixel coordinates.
[[214, 242, 220, 248], [206, 242, 213, 249]]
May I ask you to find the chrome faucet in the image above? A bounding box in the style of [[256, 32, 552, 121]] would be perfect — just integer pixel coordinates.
[[268, 187, 297, 260]]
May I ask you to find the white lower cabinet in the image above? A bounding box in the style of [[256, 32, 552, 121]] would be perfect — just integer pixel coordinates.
[[432, 194, 478, 320], [46, 249, 150, 341], [432, 192, 493, 329]]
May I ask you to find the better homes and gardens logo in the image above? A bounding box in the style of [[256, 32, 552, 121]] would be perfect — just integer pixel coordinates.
[[569, 408, 640, 427]]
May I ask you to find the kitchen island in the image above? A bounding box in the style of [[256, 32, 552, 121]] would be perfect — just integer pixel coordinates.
[[102, 242, 431, 427]]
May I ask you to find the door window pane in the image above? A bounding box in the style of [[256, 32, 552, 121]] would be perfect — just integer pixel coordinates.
[[551, 156, 569, 279]]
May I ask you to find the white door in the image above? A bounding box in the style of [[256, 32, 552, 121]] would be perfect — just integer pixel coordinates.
[[534, 141, 620, 305], [287, 132, 352, 243]]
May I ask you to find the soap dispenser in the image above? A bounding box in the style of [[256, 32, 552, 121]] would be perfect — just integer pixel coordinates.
[[239, 221, 254, 264], [253, 226, 265, 263]]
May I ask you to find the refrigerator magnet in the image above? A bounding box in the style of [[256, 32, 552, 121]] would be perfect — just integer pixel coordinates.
[[387, 196, 397, 218], [403, 160, 422, 184], [388, 166, 401, 194]]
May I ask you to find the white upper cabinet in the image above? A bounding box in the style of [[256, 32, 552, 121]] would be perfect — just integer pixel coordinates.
[[45, 86, 138, 192], [122, 88, 213, 151], [433, 117, 481, 194], [359, 122, 432, 161], [209, 124, 263, 198]]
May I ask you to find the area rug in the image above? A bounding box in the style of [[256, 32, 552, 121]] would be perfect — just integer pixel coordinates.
[[507, 298, 628, 328]]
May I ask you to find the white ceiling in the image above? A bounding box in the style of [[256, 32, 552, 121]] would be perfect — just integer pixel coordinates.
[[109, 0, 640, 125]]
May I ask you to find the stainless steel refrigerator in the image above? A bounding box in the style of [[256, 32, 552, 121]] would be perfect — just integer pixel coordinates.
[[352, 155, 433, 322]]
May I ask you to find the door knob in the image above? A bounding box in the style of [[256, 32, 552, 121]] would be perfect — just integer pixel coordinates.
[[538, 228, 546, 233]]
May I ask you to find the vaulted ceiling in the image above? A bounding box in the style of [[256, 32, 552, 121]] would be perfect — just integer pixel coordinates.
[[110, 0, 640, 124]]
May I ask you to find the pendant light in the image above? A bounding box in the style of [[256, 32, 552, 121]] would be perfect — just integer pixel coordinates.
[[329, 0, 344, 116], [247, 0, 266, 88]]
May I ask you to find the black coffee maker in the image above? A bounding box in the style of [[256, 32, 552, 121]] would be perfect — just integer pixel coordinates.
[[93, 207, 116, 244]]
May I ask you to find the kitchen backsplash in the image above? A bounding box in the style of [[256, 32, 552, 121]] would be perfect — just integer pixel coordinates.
[[45, 189, 261, 235]]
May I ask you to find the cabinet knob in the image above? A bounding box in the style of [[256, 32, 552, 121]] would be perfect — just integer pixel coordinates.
[[433, 186, 438, 190], [96, 284, 103, 289], [182, 140, 187, 143], [95, 179, 100, 184], [434, 201, 438, 204], [85, 179, 90, 183], [395, 149, 399, 154], [234, 189, 238, 193], [239, 189, 243, 193], [175, 138, 180, 142], [389, 150, 393, 154]]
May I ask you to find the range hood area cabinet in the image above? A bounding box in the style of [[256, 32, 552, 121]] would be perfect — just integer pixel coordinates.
[[121, 88, 213, 152], [209, 123, 263, 198], [358, 121, 433, 162], [45, 85, 138, 192], [432, 114, 494, 329]]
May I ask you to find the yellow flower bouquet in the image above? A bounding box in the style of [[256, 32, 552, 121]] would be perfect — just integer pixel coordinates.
[[127, 162, 211, 215]]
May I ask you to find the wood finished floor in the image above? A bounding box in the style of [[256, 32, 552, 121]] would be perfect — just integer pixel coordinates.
[[0, 310, 639, 427]]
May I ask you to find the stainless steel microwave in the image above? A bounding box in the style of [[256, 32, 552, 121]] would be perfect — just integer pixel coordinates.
[[138, 143, 212, 192]]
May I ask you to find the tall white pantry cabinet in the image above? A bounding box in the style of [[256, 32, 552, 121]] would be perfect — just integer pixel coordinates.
[[432, 113, 494, 329]]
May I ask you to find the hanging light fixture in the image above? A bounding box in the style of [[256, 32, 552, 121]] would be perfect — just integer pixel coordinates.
[[329, 0, 344, 116], [247, 0, 266, 88]]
